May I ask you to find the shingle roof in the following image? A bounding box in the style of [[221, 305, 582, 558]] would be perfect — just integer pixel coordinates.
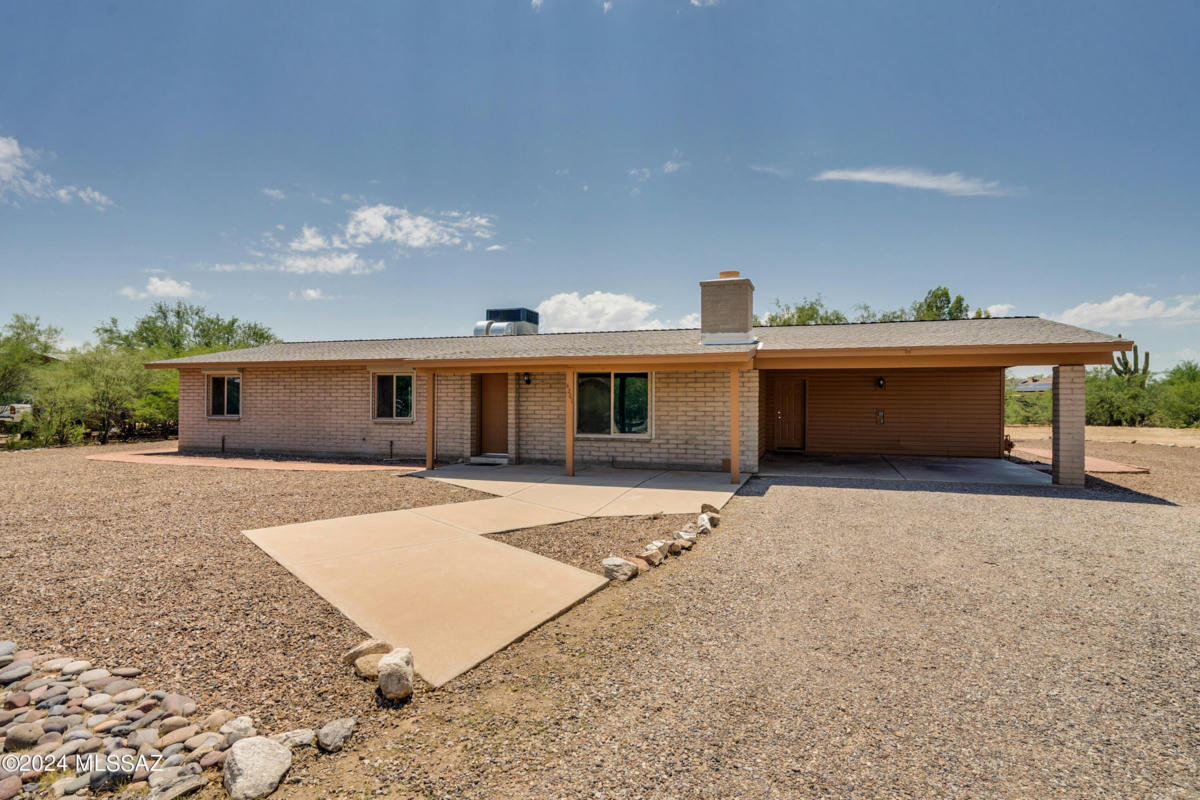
[[148, 316, 1125, 367]]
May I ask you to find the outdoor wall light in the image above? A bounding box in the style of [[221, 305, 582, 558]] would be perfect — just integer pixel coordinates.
[[876, 376, 886, 390], [522, 372, 532, 385]]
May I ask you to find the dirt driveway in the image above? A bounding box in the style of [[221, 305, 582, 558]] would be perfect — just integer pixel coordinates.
[[2, 443, 1198, 798]]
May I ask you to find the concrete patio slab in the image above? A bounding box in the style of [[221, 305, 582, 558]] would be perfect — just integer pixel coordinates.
[[416, 463, 561, 496], [593, 470, 749, 516], [758, 454, 905, 480], [410, 496, 584, 534], [886, 456, 1050, 485], [245, 513, 606, 687], [757, 453, 1051, 486], [1014, 447, 1150, 474]]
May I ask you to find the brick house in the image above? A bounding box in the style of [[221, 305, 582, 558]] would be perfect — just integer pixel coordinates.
[[148, 272, 1128, 486]]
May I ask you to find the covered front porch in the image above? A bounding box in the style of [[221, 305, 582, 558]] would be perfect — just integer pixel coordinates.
[[419, 357, 757, 484]]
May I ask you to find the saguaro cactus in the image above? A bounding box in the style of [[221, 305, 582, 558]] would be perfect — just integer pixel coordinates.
[[1112, 345, 1150, 386]]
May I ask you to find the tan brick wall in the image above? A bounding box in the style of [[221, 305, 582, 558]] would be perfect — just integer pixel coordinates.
[[178, 365, 759, 472], [178, 366, 472, 461], [511, 369, 758, 472], [1051, 364, 1086, 486]]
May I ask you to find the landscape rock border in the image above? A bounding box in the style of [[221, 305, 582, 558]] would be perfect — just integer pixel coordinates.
[[599, 506, 721, 582], [0, 643, 356, 800]]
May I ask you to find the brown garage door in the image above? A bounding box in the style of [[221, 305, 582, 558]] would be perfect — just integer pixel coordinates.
[[792, 367, 1003, 458]]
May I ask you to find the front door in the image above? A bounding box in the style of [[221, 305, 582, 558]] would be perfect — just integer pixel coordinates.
[[479, 373, 509, 454], [773, 376, 805, 450]]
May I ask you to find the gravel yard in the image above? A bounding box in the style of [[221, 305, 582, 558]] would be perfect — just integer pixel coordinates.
[[0, 443, 487, 732], [485, 513, 693, 574], [2, 442, 1198, 799]]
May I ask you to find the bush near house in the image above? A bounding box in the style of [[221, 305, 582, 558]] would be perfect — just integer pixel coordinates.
[[1, 302, 278, 449]]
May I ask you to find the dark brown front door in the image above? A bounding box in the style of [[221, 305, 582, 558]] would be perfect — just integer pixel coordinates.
[[773, 376, 805, 450], [479, 373, 509, 454]]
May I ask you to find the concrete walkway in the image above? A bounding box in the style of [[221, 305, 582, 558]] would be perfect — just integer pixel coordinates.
[[757, 453, 1051, 486], [244, 465, 744, 687]]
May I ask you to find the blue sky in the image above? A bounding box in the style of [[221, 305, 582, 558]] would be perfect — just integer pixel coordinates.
[[1, 0, 1197, 370]]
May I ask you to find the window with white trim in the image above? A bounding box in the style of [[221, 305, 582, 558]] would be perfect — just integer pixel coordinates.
[[374, 373, 414, 420], [208, 375, 241, 418], [577, 372, 651, 436]]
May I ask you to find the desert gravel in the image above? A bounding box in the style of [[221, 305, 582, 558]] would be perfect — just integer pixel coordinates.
[[485, 513, 694, 574], [2, 442, 1198, 799], [0, 442, 486, 731]]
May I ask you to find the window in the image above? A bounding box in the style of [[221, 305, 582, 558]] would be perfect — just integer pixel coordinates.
[[577, 372, 650, 436], [374, 373, 414, 420], [208, 375, 241, 417]]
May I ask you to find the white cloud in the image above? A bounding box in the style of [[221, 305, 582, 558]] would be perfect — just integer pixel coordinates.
[[749, 163, 791, 177], [986, 303, 1015, 316], [629, 168, 651, 183], [602, 1, 613, 11], [262, 188, 287, 200], [0, 134, 112, 209], [485, 244, 506, 252], [812, 167, 1010, 197], [278, 252, 381, 275], [531, 0, 543, 8], [690, 0, 718, 6], [677, 312, 701, 328], [289, 288, 335, 301], [661, 160, 684, 174], [289, 225, 329, 252], [536, 291, 697, 332], [119, 275, 196, 300], [1049, 293, 1200, 328], [344, 204, 493, 249]]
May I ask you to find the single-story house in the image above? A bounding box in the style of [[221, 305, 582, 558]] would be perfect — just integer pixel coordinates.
[[148, 272, 1131, 486]]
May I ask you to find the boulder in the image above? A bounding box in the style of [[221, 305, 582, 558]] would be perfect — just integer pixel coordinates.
[[677, 538, 694, 550], [316, 718, 356, 753], [76, 668, 110, 684], [0, 776, 22, 800], [675, 529, 698, 543], [267, 729, 314, 749], [148, 774, 207, 800], [377, 648, 414, 701], [697, 512, 718, 532], [601, 557, 638, 582], [667, 540, 683, 555], [700, 502, 721, 515], [222, 736, 291, 800], [156, 724, 199, 750], [353, 653, 384, 680], [341, 639, 392, 666], [649, 540, 671, 556], [201, 709, 235, 731], [640, 548, 664, 566], [161, 694, 197, 717], [629, 557, 651, 574], [219, 716, 257, 747], [2, 723, 42, 751]]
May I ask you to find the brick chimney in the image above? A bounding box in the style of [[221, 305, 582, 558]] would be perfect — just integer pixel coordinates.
[[700, 270, 756, 345]]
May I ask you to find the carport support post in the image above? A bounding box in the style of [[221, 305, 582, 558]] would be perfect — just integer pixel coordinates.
[[425, 372, 437, 470], [564, 368, 575, 477], [1051, 365, 1085, 486], [729, 366, 740, 484]]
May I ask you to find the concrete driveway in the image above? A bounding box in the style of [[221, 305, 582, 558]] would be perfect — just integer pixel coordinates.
[[244, 465, 743, 687]]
